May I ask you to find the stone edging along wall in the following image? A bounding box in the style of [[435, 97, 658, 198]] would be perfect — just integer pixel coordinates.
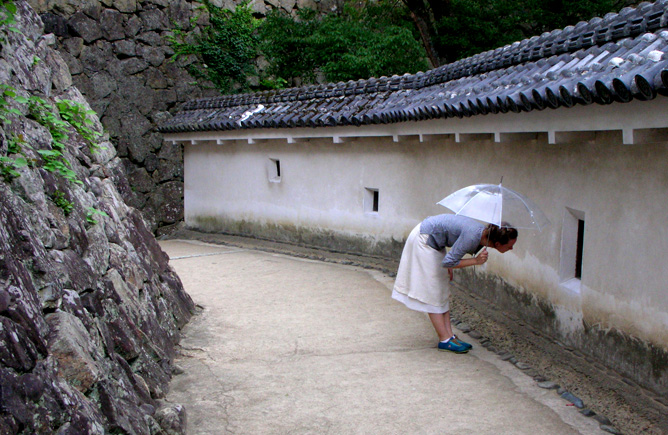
[[27, 0, 343, 235]]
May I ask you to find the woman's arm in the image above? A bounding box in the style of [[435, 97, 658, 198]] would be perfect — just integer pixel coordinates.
[[446, 248, 488, 280], [451, 248, 488, 269]]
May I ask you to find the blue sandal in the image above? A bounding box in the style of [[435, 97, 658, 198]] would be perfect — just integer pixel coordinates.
[[453, 335, 473, 350], [438, 340, 469, 353]]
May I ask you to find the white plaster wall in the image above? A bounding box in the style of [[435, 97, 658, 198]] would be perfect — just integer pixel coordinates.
[[184, 130, 668, 347], [184, 138, 431, 241]]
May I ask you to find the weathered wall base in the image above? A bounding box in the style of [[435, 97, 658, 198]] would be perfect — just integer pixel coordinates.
[[189, 215, 405, 260], [456, 268, 668, 397]]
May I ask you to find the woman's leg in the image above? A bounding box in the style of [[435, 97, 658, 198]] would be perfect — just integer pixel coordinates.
[[428, 311, 454, 341], [443, 311, 453, 338]]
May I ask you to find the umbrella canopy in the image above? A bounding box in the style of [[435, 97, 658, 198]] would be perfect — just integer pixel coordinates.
[[437, 183, 550, 231]]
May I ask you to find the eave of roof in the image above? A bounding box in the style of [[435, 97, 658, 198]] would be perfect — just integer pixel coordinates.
[[159, 0, 668, 134]]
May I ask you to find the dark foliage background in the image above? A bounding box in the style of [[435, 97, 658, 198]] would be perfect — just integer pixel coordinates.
[[168, 0, 634, 94]]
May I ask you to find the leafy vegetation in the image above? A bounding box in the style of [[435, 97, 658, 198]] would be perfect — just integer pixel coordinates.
[[168, 0, 429, 92], [260, 1, 428, 85], [1, 91, 102, 186], [0, 0, 18, 39], [0, 155, 26, 180], [56, 99, 103, 152], [51, 190, 74, 215], [1, 0, 108, 225], [26, 96, 81, 184], [0, 84, 22, 124], [167, 0, 260, 94], [0, 3, 25, 181], [0, 133, 27, 180], [14, 96, 102, 185], [403, 0, 631, 65], [86, 207, 109, 225]]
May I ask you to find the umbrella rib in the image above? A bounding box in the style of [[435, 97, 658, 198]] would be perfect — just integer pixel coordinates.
[[498, 193, 503, 227], [512, 192, 545, 230], [456, 195, 483, 215]]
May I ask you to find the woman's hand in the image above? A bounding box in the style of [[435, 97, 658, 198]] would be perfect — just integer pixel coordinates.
[[476, 248, 488, 265]]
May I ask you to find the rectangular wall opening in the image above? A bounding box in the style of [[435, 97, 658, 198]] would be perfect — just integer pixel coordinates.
[[364, 188, 379, 213], [267, 158, 281, 183], [559, 207, 585, 294], [575, 218, 585, 279]]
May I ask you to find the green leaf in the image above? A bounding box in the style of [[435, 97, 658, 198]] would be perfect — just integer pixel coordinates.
[[5, 2, 17, 14], [12, 156, 27, 168], [36, 149, 60, 157]]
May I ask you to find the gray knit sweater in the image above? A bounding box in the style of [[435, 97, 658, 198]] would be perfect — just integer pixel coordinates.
[[420, 214, 485, 267]]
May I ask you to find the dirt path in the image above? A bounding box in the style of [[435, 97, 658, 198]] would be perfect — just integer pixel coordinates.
[[158, 234, 646, 434], [163, 230, 668, 434]]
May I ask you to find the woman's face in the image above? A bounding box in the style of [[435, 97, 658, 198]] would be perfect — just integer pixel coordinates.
[[494, 238, 517, 253]]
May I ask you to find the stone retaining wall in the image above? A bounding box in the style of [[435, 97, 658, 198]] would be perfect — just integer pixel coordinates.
[[27, 0, 343, 235], [1, 2, 195, 432]]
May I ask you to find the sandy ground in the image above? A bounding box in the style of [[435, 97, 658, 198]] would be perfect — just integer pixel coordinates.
[[159, 238, 623, 434]]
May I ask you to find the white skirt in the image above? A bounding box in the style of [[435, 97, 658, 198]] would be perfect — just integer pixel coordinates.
[[392, 224, 450, 313]]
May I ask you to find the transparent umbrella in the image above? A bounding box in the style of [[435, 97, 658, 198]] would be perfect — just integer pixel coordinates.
[[437, 182, 550, 231]]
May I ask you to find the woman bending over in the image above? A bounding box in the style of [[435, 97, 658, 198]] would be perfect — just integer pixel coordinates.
[[392, 214, 518, 353]]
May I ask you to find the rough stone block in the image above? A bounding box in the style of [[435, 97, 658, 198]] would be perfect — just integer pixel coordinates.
[[80, 43, 113, 73], [62, 37, 84, 56], [140, 9, 169, 31], [155, 403, 187, 435], [145, 68, 168, 89], [60, 50, 83, 75], [46, 49, 73, 91], [157, 142, 182, 162], [124, 14, 142, 37], [121, 57, 149, 75], [100, 8, 125, 41], [136, 31, 162, 46], [46, 312, 101, 392], [127, 166, 155, 193], [41, 12, 69, 36], [537, 381, 559, 389], [113, 39, 136, 58], [148, 181, 184, 224], [120, 110, 152, 140], [83, 224, 111, 275], [0, 317, 39, 372], [138, 45, 166, 67], [113, 0, 137, 13], [68, 12, 103, 43]]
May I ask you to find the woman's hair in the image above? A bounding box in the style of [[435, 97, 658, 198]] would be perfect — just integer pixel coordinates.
[[486, 222, 518, 245]]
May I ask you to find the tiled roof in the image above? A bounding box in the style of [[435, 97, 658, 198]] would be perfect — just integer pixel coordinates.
[[159, 1, 668, 133]]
